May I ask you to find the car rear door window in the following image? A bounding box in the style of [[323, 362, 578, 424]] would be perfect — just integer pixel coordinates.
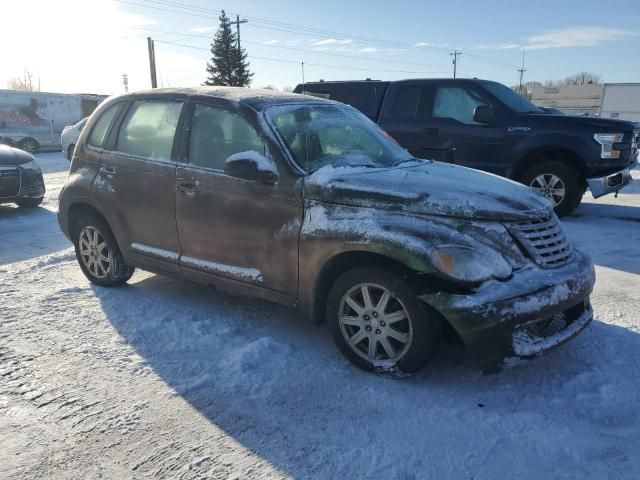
[[390, 86, 423, 118], [432, 86, 488, 125], [87, 103, 123, 148], [116, 101, 183, 160], [188, 104, 264, 171]]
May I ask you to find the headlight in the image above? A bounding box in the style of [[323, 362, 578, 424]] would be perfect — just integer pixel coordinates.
[[594, 133, 624, 159], [430, 244, 512, 284]]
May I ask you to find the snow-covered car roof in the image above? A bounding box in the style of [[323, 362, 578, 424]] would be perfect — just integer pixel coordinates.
[[128, 86, 337, 111]]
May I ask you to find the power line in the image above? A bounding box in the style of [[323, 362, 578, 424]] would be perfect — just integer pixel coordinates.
[[114, 0, 415, 50], [152, 39, 453, 75], [126, 26, 452, 69]]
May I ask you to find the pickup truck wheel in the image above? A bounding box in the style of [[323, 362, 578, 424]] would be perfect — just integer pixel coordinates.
[[327, 267, 440, 374], [521, 161, 582, 217], [73, 216, 134, 287]]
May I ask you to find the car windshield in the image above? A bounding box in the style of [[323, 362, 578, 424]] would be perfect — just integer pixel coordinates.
[[267, 103, 413, 173], [482, 81, 543, 114]]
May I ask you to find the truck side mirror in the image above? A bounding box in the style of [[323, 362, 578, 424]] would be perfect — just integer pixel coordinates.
[[473, 105, 496, 125]]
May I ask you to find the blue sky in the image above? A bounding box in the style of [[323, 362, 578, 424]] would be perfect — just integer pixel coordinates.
[[2, 0, 638, 94]]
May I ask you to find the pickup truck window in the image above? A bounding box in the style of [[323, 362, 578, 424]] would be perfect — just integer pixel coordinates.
[[432, 87, 488, 125], [391, 85, 423, 118], [268, 104, 411, 173], [482, 81, 543, 113]]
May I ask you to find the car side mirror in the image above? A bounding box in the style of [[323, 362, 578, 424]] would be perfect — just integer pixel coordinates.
[[224, 151, 279, 184], [473, 105, 496, 125]]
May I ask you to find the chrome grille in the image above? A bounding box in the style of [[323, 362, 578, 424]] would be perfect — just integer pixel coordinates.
[[0, 167, 20, 197], [509, 215, 572, 267]]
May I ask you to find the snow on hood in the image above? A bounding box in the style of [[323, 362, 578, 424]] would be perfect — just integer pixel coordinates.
[[306, 161, 552, 222], [0, 145, 35, 166]]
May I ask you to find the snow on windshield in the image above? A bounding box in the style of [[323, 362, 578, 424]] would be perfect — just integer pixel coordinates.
[[267, 104, 411, 173]]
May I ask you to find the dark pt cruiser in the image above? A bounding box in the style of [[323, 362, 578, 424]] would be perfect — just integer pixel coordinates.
[[0, 145, 45, 208], [57, 88, 595, 373]]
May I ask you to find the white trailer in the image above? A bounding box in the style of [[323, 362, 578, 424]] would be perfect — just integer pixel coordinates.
[[599, 83, 640, 123], [0, 90, 107, 153]]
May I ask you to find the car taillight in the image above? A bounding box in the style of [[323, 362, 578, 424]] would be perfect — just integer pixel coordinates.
[[383, 130, 399, 144]]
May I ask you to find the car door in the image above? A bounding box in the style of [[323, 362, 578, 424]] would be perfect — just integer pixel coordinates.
[[92, 97, 185, 275], [378, 82, 454, 162], [421, 83, 506, 173], [175, 99, 302, 304]]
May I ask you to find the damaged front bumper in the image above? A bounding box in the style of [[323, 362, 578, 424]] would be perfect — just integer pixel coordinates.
[[419, 248, 595, 358], [587, 161, 636, 198]]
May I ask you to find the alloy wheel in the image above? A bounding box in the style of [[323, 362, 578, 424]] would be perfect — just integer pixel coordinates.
[[530, 174, 566, 206], [338, 283, 413, 363], [78, 226, 112, 279]]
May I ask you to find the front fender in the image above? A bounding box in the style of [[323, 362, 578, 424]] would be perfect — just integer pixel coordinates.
[[296, 201, 528, 319], [510, 132, 592, 176]]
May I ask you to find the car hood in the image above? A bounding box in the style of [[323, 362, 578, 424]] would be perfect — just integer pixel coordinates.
[[0, 145, 35, 166], [305, 161, 552, 222]]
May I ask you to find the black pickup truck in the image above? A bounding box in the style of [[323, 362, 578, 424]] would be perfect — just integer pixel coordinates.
[[294, 79, 638, 216]]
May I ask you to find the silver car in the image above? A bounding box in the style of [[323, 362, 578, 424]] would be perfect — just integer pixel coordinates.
[[61, 118, 87, 160]]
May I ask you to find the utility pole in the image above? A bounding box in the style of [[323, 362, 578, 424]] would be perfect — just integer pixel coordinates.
[[122, 74, 129, 93], [517, 49, 527, 97], [235, 15, 248, 49], [147, 37, 158, 89], [450, 50, 462, 78]]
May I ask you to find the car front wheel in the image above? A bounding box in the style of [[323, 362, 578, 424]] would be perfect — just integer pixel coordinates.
[[73, 216, 134, 287], [327, 267, 440, 373]]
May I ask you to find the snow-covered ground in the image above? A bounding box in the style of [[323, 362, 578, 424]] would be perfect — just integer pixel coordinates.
[[1, 152, 639, 479]]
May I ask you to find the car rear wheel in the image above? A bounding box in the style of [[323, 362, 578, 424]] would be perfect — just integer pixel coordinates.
[[327, 267, 440, 373], [73, 216, 134, 287], [18, 138, 40, 154], [521, 161, 582, 217], [16, 197, 44, 208]]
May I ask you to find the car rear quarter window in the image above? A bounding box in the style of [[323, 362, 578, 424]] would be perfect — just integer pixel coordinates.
[[87, 103, 123, 149], [188, 104, 264, 171], [116, 101, 183, 161]]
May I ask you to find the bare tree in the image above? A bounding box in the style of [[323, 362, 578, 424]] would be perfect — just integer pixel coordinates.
[[564, 72, 602, 85], [7, 69, 40, 91]]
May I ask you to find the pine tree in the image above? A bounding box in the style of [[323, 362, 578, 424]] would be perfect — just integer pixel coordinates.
[[204, 10, 253, 87]]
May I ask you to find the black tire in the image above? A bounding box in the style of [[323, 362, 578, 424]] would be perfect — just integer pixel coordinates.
[[16, 197, 43, 208], [520, 161, 583, 217], [72, 215, 134, 287], [18, 138, 40, 154], [327, 267, 441, 374], [67, 144, 75, 161]]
